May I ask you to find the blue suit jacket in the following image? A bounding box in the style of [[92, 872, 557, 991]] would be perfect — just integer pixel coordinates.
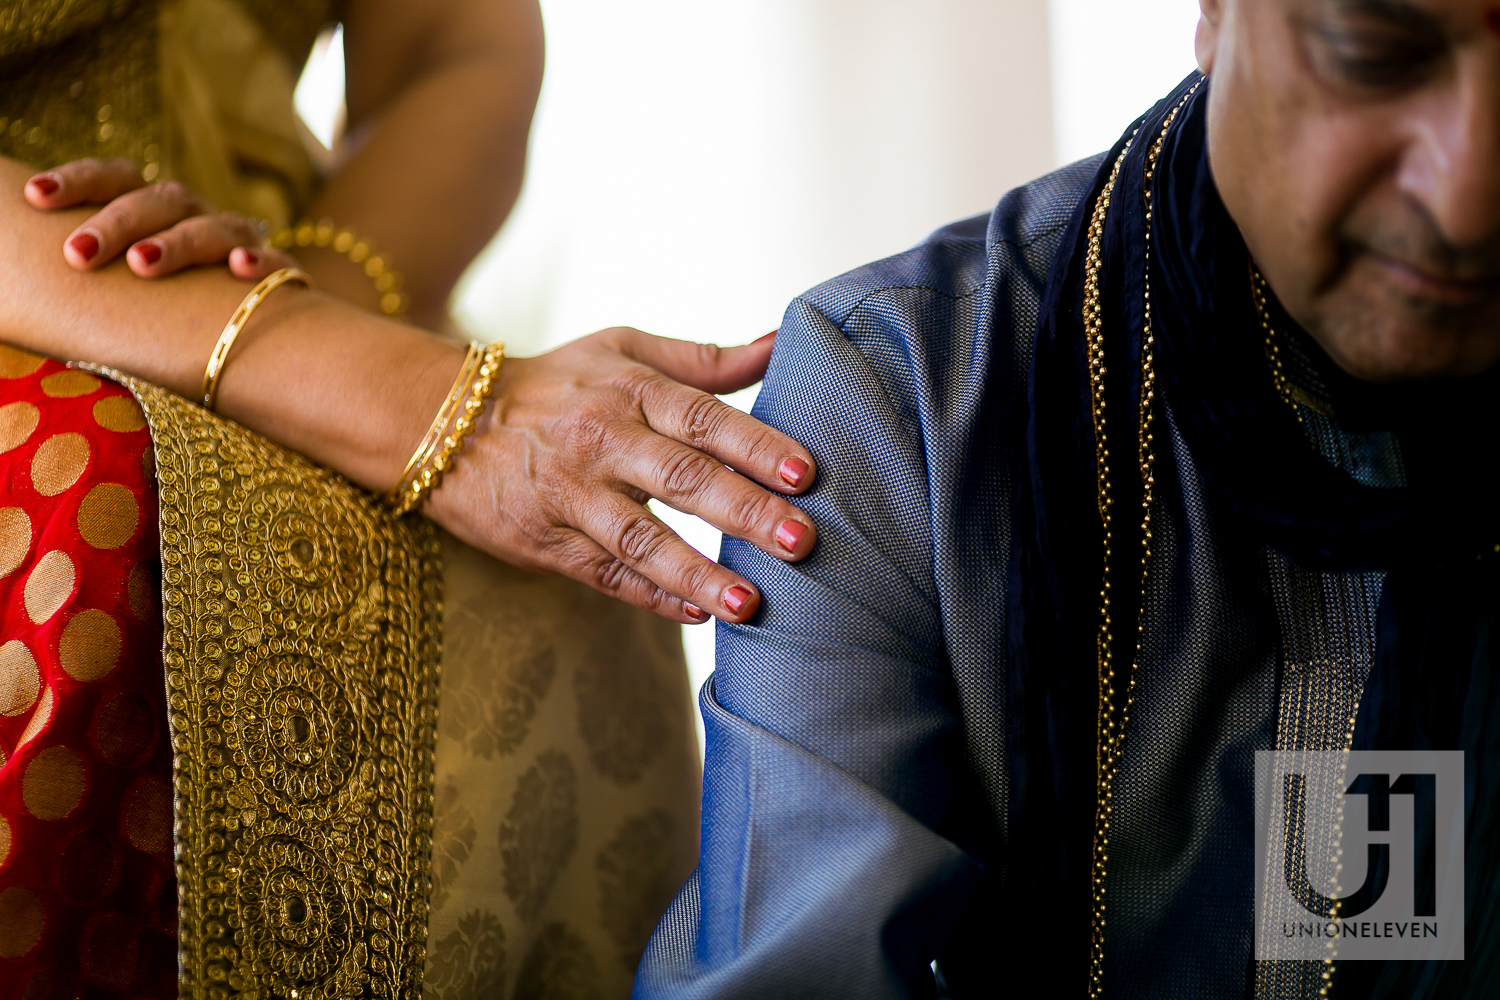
[[636, 158, 1282, 999]]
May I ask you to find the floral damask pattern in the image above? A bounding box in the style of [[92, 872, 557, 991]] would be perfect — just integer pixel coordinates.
[[513, 922, 599, 1000], [423, 909, 505, 1000], [574, 609, 676, 785], [595, 810, 680, 971], [498, 751, 578, 923], [438, 601, 555, 760], [429, 777, 477, 916], [422, 539, 703, 999]]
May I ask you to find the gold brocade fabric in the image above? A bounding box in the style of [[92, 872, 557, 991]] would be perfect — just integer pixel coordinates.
[[424, 540, 700, 1000], [93, 369, 444, 999], [0, 0, 334, 227], [4, 1, 704, 996]]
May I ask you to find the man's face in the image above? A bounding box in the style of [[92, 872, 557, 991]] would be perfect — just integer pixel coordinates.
[[1200, 0, 1500, 382]]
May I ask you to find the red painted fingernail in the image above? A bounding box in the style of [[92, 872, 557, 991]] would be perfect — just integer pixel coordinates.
[[134, 241, 162, 265], [778, 457, 809, 487], [68, 232, 99, 261], [29, 175, 58, 196], [684, 603, 705, 620], [724, 586, 752, 616], [240, 249, 259, 265], [775, 520, 806, 554], [754, 330, 777, 345]]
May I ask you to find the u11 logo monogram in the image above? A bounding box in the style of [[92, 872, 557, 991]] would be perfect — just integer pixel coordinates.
[[1254, 750, 1465, 962]]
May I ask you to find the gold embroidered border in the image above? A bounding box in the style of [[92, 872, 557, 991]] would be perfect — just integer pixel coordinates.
[[94, 370, 442, 1000]]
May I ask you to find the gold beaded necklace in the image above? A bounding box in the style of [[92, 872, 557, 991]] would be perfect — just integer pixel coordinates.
[[1082, 78, 1200, 998], [1250, 264, 1306, 423]]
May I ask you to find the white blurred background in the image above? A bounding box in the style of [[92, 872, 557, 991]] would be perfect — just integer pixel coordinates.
[[300, 0, 1202, 745]]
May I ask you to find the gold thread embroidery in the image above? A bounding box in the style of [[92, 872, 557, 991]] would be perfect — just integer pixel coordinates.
[[89, 369, 441, 1000]]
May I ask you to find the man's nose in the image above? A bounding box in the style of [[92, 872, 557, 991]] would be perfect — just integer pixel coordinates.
[[1401, 61, 1500, 250]]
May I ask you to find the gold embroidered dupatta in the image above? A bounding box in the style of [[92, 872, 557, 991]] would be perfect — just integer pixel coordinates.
[[1, 3, 702, 997]]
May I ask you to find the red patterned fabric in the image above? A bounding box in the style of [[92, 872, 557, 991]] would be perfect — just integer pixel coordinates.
[[0, 349, 174, 999]]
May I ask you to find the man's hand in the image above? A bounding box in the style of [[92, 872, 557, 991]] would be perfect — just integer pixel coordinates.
[[427, 326, 817, 625]]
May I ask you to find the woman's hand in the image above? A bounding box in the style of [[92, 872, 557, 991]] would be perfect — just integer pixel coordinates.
[[14, 158, 818, 625], [427, 326, 817, 625], [24, 158, 297, 280]]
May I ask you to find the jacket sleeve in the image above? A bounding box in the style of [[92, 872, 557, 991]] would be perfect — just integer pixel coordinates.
[[634, 295, 986, 999]]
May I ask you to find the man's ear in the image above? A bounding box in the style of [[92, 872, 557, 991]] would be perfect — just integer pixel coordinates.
[[1197, 0, 1224, 75]]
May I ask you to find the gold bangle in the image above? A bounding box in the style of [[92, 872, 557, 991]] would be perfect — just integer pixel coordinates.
[[201, 267, 313, 411], [386, 342, 504, 515], [386, 342, 483, 510], [272, 218, 407, 320]]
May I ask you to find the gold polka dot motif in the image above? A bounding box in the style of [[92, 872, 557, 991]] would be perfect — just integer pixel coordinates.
[[59, 609, 121, 682], [0, 506, 31, 578], [0, 885, 42, 959], [124, 775, 172, 854], [31, 432, 90, 496], [80, 911, 141, 990], [0, 401, 39, 453], [92, 395, 147, 433], [0, 345, 44, 380], [24, 549, 74, 623], [126, 563, 154, 621], [19, 688, 53, 747], [22, 745, 85, 820], [58, 828, 119, 907], [0, 640, 39, 716], [93, 692, 156, 767], [39, 370, 100, 398], [77, 483, 138, 550]]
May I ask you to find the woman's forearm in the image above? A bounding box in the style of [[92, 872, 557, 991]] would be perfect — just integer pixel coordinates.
[[0, 154, 456, 493], [298, 0, 543, 326]]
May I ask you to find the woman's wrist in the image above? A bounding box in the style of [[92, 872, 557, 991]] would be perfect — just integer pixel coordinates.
[[209, 291, 467, 494]]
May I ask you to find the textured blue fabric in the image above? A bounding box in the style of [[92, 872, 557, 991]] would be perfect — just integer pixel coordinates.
[[634, 160, 1110, 999], [636, 73, 1500, 999], [635, 154, 1293, 998]]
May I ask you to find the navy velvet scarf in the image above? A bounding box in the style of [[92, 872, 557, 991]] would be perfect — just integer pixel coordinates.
[[1011, 74, 1500, 995]]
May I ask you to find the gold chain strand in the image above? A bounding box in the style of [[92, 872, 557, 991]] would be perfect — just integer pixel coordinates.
[[1249, 263, 1305, 424], [388, 342, 484, 508], [271, 217, 408, 319], [1085, 78, 1202, 999], [387, 342, 504, 515]]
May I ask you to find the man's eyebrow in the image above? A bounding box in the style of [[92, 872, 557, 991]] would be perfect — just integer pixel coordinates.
[[1315, 0, 1447, 36]]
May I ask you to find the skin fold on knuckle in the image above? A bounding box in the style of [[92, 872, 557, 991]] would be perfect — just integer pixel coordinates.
[[608, 365, 661, 412], [732, 487, 788, 538], [694, 341, 724, 371], [68, 158, 104, 188], [614, 512, 670, 566], [740, 425, 795, 475], [592, 554, 638, 597], [676, 391, 729, 450], [219, 211, 254, 244], [679, 557, 725, 603], [654, 447, 717, 503], [152, 180, 202, 216]]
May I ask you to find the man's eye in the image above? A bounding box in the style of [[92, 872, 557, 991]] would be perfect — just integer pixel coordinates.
[[1314, 30, 1441, 88]]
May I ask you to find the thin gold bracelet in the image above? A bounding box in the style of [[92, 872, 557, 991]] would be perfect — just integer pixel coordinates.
[[386, 342, 504, 516], [271, 218, 407, 320], [387, 342, 483, 509], [201, 267, 313, 411]]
